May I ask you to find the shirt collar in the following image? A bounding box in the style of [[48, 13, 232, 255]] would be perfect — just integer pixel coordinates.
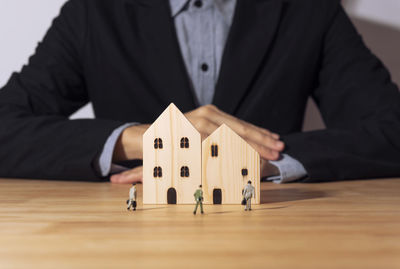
[[169, 0, 190, 17]]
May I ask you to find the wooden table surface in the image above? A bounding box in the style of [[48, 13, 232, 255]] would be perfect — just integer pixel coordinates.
[[1, 178, 399, 269]]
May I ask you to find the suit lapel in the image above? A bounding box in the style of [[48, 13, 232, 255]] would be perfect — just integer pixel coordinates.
[[213, 0, 284, 114], [124, 0, 197, 112]]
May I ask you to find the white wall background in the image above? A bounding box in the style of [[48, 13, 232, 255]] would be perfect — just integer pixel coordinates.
[[1, 0, 399, 126], [344, 0, 400, 27]]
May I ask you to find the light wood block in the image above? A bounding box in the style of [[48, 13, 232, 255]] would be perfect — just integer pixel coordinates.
[[202, 124, 260, 204], [143, 103, 201, 204], [143, 104, 260, 205]]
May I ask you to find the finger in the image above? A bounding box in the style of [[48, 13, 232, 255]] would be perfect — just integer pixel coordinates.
[[110, 166, 143, 184], [248, 141, 281, 161], [190, 117, 220, 140], [271, 133, 280, 139], [205, 107, 282, 146], [111, 171, 142, 184], [248, 128, 285, 152], [187, 105, 283, 154], [203, 108, 284, 154], [254, 125, 280, 139]]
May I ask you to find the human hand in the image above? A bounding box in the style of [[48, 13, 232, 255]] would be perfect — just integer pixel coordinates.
[[110, 166, 143, 184], [112, 124, 150, 162], [185, 105, 284, 161]]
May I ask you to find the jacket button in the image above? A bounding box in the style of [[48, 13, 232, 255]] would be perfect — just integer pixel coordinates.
[[194, 0, 203, 8], [201, 63, 209, 72]]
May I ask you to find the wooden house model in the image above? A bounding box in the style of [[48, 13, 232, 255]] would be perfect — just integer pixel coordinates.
[[143, 104, 260, 205], [202, 124, 260, 205], [143, 103, 201, 204]]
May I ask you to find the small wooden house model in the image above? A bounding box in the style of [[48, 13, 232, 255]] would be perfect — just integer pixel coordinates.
[[202, 124, 260, 205], [143, 104, 260, 205], [143, 103, 201, 204]]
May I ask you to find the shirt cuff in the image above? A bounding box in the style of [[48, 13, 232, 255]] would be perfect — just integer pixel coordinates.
[[94, 122, 139, 177], [268, 154, 307, 184]]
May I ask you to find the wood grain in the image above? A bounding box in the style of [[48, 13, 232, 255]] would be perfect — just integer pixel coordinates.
[[143, 103, 202, 204], [202, 124, 260, 204], [1, 178, 400, 269]]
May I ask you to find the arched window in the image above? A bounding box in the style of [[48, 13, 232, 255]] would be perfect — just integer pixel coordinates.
[[154, 139, 158, 149], [180, 166, 190, 177], [159, 138, 163, 149], [184, 138, 189, 148], [153, 166, 162, 178], [180, 137, 189, 148], [154, 138, 163, 149], [153, 167, 157, 177], [158, 167, 162, 177], [211, 144, 218, 157]]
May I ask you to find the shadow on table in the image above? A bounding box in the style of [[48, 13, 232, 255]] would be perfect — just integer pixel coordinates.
[[207, 206, 288, 215], [260, 188, 326, 204]]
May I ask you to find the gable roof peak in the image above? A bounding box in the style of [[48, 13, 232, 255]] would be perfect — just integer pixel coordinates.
[[143, 103, 200, 138]]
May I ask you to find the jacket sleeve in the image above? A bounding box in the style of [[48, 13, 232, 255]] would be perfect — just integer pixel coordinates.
[[0, 0, 124, 181], [282, 3, 400, 182]]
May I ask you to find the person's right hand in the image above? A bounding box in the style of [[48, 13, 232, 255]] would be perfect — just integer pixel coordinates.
[[112, 123, 150, 162]]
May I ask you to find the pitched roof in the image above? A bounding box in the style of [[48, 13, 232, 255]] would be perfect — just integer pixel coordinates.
[[202, 124, 258, 153], [143, 103, 199, 138]]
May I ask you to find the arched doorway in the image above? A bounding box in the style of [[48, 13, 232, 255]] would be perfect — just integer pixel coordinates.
[[167, 188, 177, 204], [213, 188, 222, 204]]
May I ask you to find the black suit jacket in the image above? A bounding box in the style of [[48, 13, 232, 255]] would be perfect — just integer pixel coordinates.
[[0, 0, 399, 181]]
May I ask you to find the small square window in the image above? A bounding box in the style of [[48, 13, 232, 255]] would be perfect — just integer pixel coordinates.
[[241, 168, 248, 176]]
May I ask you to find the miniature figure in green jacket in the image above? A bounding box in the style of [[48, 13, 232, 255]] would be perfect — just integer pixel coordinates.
[[193, 185, 204, 215]]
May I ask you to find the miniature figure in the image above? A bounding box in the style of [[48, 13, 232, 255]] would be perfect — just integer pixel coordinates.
[[193, 185, 204, 214], [242, 181, 255, 211], [127, 183, 137, 211]]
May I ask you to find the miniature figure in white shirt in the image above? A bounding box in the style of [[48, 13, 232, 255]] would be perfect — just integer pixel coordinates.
[[242, 181, 255, 211], [127, 184, 137, 211]]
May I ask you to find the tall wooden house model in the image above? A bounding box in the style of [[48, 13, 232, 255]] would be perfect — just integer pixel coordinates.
[[143, 104, 201, 204], [143, 104, 260, 205]]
